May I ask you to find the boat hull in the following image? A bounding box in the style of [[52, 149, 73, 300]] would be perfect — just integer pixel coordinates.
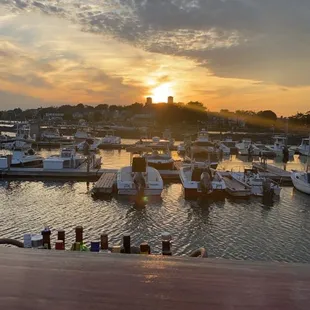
[[183, 188, 225, 199], [11, 160, 43, 168], [117, 189, 162, 196], [291, 173, 310, 195]]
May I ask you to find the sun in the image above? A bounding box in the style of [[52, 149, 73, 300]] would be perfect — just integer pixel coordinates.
[[150, 83, 174, 103]]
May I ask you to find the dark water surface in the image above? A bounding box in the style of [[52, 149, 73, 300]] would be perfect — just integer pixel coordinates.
[[0, 147, 309, 263]]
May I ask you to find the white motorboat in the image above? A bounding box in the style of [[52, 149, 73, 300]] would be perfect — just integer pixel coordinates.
[[1, 124, 34, 150], [41, 127, 62, 141], [77, 138, 100, 152], [177, 135, 191, 156], [179, 164, 226, 199], [297, 138, 309, 156], [142, 149, 175, 171], [0, 148, 43, 168], [98, 131, 121, 147], [266, 136, 294, 157], [292, 136, 310, 194], [291, 171, 310, 195], [185, 129, 220, 168], [219, 138, 239, 155], [136, 136, 174, 149], [117, 157, 163, 196], [231, 169, 282, 197], [74, 130, 92, 142], [236, 139, 260, 156], [184, 147, 219, 169], [43, 148, 101, 170]]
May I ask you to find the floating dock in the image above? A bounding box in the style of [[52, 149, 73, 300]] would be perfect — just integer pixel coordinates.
[[0, 167, 115, 181], [1, 248, 310, 310], [252, 162, 292, 184], [92, 172, 117, 195], [0, 164, 294, 185], [222, 176, 251, 197], [32, 141, 178, 151]]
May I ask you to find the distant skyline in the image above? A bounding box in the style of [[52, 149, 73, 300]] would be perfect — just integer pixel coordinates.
[[1, 1, 310, 115]]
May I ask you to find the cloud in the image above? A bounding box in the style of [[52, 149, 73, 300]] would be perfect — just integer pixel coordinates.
[[2, 0, 309, 86], [0, 36, 148, 106], [0, 89, 57, 109]]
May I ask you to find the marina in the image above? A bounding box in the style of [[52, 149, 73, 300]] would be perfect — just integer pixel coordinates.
[[0, 147, 309, 262], [2, 3, 310, 307], [0, 129, 309, 264]]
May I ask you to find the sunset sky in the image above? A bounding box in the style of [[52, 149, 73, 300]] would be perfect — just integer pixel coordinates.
[[1, 0, 310, 115]]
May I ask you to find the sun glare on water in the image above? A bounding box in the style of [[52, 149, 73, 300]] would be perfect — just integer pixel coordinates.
[[149, 83, 174, 103]]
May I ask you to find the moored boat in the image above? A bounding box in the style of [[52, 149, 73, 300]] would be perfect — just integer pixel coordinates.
[[117, 157, 163, 196], [0, 148, 43, 168], [41, 127, 62, 141], [236, 139, 260, 156], [231, 169, 282, 197], [219, 138, 239, 155], [291, 171, 310, 195], [297, 138, 310, 156], [143, 149, 175, 171], [179, 164, 226, 199], [43, 148, 101, 170]]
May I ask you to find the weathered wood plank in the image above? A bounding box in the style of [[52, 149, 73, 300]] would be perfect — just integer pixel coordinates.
[[93, 172, 117, 194], [0, 248, 310, 310]]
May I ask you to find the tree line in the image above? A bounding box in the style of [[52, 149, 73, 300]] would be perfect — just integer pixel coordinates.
[[0, 102, 309, 131]]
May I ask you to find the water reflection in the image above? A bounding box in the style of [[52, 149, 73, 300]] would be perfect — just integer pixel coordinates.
[[0, 149, 310, 262]]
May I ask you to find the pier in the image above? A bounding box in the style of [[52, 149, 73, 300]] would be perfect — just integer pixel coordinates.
[[0, 248, 310, 309], [0, 164, 293, 185], [92, 172, 117, 195], [252, 162, 292, 184]]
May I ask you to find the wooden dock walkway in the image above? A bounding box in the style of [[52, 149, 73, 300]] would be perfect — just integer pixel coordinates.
[[1, 248, 310, 310], [0, 163, 293, 185], [222, 176, 251, 197], [252, 162, 292, 184], [0, 167, 117, 181], [92, 172, 117, 195]]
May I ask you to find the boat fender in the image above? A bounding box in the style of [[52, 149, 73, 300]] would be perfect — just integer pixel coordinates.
[[189, 248, 208, 258], [0, 238, 24, 248]]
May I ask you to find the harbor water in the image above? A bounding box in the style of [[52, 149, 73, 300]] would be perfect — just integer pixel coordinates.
[[0, 142, 310, 263]]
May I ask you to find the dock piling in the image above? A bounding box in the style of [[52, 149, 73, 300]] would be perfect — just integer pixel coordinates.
[[57, 230, 65, 248], [75, 226, 83, 244], [41, 228, 51, 249], [123, 235, 131, 254], [140, 242, 150, 255], [100, 233, 109, 250], [162, 232, 172, 256]]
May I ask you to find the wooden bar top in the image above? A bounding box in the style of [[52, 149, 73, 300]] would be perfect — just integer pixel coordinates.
[[0, 248, 310, 309]]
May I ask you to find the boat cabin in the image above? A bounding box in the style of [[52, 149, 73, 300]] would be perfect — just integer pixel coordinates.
[[273, 136, 287, 146], [43, 148, 83, 170]]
